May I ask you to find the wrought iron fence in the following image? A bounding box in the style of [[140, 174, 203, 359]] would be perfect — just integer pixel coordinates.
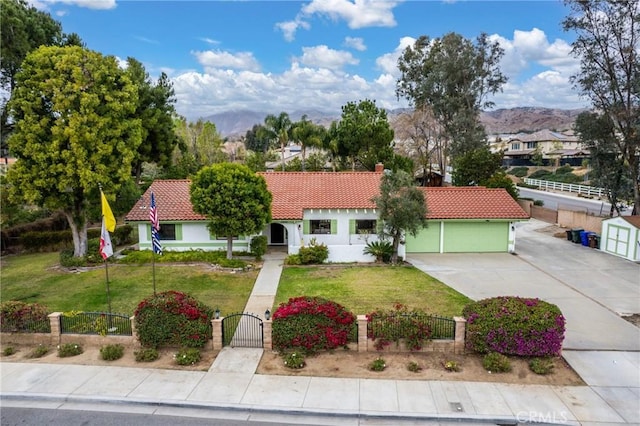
[[367, 313, 455, 341], [1, 317, 51, 333], [60, 312, 132, 336]]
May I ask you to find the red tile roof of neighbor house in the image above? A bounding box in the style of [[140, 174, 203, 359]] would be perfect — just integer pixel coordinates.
[[125, 174, 529, 222]]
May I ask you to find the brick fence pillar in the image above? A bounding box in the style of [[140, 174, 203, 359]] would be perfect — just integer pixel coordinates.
[[357, 315, 368, 352], [262, 319, 272, 351], [48, 312, 61, 345], [453, 316, 466, 355], [211, 318, 223, 350], [129, 316, 139, 346]]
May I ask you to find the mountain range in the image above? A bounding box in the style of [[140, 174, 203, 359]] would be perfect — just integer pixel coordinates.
[[202, 107, 588, 139]]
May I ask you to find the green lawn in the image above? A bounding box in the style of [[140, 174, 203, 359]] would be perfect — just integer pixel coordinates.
[[0, 253, 257, 316], [274, 265, 472, 317], [2, 253, 472, 319]]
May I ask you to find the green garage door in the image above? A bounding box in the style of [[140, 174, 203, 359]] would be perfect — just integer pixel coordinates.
[[443, 222, 508, 253], [406, 222, 441, 253]]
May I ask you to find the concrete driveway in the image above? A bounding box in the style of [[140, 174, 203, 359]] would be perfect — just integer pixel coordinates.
[[407, 219, 640, 352]]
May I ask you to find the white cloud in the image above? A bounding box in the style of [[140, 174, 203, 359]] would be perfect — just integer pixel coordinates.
[[277, 0, 400, 41], [344, 36, 366, 51], [275, 19, 311, 42], [297, 45, 359, 69], [31, 0, 116, 10], [302, 0, 399, 29], [198, 37, 220, 46], [192, 50, 261, 72], [375, 36, 415, 75]]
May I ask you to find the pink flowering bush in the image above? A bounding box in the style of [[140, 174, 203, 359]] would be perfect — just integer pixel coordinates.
[[272, 296, 355, 354], [462, 296, 565, 357], [134, 291, 214, 349], [0, 301, 50, 333]]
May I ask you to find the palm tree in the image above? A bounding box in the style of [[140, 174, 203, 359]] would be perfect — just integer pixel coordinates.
[[291, 115, 324, 171], [264, 112, 292, 171]]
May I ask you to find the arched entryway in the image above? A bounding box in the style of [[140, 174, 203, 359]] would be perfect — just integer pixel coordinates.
[[268, 223, 288, 246]]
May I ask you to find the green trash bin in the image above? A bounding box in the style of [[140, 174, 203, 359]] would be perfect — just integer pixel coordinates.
[[571, 228, 584, 244]]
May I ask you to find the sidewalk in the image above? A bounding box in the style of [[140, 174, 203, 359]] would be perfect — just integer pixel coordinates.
[[1, 242, 638, 424]]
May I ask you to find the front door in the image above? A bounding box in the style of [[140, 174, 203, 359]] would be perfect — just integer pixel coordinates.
[[270, 223, 287, 245]]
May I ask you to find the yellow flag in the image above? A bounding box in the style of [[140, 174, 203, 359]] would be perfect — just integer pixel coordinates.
[[101, 190, 116, 232]]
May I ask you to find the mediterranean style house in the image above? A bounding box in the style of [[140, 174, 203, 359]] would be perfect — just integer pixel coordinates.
[[124, 168, 529, 262], [490, 129, 588, 167]]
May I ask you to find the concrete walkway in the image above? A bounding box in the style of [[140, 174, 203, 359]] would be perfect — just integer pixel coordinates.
[[2, 224, 639, 424]]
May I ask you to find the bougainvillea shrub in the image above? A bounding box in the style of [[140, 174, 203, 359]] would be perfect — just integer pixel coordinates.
[[0, 301, 50, 333], [462, 296, 565, 357], [272, 296, 355, 354], [134, 291, 214, 349]]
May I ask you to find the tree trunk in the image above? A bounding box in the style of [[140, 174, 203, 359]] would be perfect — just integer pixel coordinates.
[[391, 231, 401, 264], [226, 235, 233, 260], [63, 210, 88, 257], [281, 141, 285, 171]]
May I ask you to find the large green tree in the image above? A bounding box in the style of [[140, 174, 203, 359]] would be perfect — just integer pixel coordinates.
[[452, 146, 503, 187], [264, 112, 292, 171], [167, 118, 225, 178], [575, 111, 633, 216], [244, 123, 271, 154], [6, 45, 142, 256], [373, 169, 427, 264], [190, 163, 272, 259], [126, 58, 180, 184], [396, 33, 507, 161], [563, 0, 640, 215], [336, 99, 395, 171]]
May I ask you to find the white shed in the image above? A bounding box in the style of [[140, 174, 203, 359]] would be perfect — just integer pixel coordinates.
[[601, 216, 640, 262]]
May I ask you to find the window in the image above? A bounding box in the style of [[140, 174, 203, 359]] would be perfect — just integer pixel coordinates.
[[355, 219, 376, 234], [310, 219, 332, 234], [511, 142, 520, 150], [525, 142, 537, 149], [158, 224, 176, 240]]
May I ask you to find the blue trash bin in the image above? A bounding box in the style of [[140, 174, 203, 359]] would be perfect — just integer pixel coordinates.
[[580, 230, 590, 246]]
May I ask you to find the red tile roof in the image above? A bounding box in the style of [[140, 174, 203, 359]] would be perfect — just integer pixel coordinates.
[[421, 187, 529, 219], [258, 172, 382, 219], [124, 179, 206, 222], [125, 175, 529, 222]]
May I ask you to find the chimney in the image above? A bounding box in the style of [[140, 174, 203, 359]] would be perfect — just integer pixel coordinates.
[[375, 163, 384, 173]]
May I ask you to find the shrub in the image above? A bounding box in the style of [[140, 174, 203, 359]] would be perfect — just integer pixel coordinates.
[[0, 301, 50, 333], [100, 344, 125, 361], [462, 296, 565, 357], [27, 344, 49, 359], [482, 352, 512, 373], [284, 254, 301, 265], [282, 351, 306, 369], [529, 357, 555, 375], [298, 239, 329, 264], [134, 291, 214, 349], [119, 249, 247, 269], [443, 360, 460, 372], [366, 303, 432, 351], [368, 357, 386, 371], [272, 296, 356, 354], [509, 166, 529, 178], [250, 235, 268, 260], [363, 240, 393, 263], [529, 169, 552, 180], [533, 199, 544, 206], [407, 361, 422, 372], [58, 343, 83, 357], [174, 347, 201, 365], [134, 348, 159, 362], [2, 346, 16, 356]]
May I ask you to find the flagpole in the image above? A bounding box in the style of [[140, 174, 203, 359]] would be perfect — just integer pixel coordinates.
[[152, 249, 157, 295], [104, 257, 112, 315]]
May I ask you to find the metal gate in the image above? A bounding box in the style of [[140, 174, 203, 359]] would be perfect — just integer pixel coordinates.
[[222, 313, 264, 348]]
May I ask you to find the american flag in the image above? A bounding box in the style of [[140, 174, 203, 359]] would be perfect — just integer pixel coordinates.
[[150, 192, 162, 255]]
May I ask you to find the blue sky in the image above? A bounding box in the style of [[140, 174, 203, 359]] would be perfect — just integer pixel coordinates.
[[32, 0, 589, 120]]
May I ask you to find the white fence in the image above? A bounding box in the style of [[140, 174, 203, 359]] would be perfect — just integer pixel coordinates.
[[524, 178, 609, 198]]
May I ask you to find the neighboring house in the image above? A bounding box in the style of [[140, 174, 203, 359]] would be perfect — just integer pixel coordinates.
[[125, 169, 529, 262], [600, 216, 640, 262], [494, 129, 585, 167]]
